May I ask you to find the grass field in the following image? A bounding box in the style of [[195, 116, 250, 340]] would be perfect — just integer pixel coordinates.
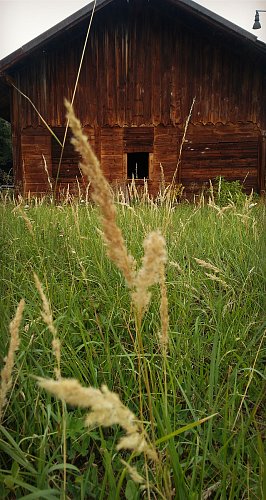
[[0, 191, 265, 499]]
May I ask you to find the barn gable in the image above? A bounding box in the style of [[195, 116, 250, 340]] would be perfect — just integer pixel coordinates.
[[0, 0, 265, 196]]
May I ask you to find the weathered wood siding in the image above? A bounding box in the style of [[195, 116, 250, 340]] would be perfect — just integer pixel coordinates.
[[51, 128, 83, 194], [21, 128, 52, 195], [19, 122, 263, 196], [182, 123, 260, 193], [101, 128, 124, 182], [11, 0, 266, 129], [8, 0, 266, 195], [153, 127, 179, 188]]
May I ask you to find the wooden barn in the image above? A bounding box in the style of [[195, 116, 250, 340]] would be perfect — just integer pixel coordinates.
[[0, 0, 265, 197]]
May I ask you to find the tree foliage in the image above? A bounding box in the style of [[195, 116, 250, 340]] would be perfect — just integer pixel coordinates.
[[0, 118, 13, 184]]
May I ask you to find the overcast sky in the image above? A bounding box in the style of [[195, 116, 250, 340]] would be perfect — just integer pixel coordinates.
[[0, 0, 266, 60]]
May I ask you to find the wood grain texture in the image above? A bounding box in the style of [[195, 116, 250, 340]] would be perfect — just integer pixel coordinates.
[[7, 0, 265, 195], [21, 129, 52, 195], [181, 123, 259, 192], [10, 0, 266, 129]]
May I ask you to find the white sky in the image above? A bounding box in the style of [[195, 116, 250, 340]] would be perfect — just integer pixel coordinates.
[[0, 0, 266, 60]]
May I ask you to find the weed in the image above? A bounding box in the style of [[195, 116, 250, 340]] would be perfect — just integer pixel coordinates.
[[212, 176, 250, 206]]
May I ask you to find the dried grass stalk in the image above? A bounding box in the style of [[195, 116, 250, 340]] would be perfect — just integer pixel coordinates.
[[202, 481, 221, 499], [205, 273, 229, 289], [38, 377, 157, 461], [65, 100, 136, 287], [194, 258, 222, 274], [120, 459, 146, 484], [65, 101, 170, 325], [34, 273, 57, 337], [18, 208, 34, 234], [169, 260, 183, 273], [52, 338, 61, 380], [0, 299, 25, 421], [42, 154, 53, 192], [34, 273, 61, 378]]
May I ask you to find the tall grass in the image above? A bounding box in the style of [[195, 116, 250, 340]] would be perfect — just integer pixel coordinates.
[[0, 190, 265, 498]]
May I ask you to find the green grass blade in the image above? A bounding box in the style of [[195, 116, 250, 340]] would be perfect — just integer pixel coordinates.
[[155, 413, 218, 445]]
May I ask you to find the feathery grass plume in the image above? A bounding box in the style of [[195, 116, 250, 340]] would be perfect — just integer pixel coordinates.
[[120, 460, 146, 484], [18, 207, 34, 235], [34, 273, 57, 337], [65, 100, 136, 287], [34, 273, 61, 378], [132, 231, 167, 321], [205, 273, 229, 289], [194, 257, 222, 274], [169, 260, 183, 273], [38, 378, 158, 461], [52, 339, 61, 380], [0, 299, 25, 421]]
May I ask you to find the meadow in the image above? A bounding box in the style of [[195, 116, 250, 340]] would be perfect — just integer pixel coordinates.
[[0, 105, 265, 499], [0, 191, 265, 499]]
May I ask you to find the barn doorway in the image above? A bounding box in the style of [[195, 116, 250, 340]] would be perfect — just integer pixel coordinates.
[[127, 152, 149, 179]]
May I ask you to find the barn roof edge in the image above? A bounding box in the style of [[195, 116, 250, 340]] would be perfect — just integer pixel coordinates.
[[0, 0, 266, 73]]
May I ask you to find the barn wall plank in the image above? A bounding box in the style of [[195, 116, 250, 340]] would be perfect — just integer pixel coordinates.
[[21, 129, 52, 195], [154, 127, 179, 185], [12, 0, 265, 130], [181, 123, 259, 192], [101, 127, 124, 181]]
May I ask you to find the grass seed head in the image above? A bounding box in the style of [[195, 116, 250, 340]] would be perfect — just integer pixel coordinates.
[[0, 299, 25, 421], [132, 231, 167, 319], [120, 460, 146, 484], [52, 338, 61, 380], [65, 99, 136, 287], [194, 257, 222, 274], [18, 208, 34, 234], [38, 377, 157, 461], [205, 272, 229, 288], [117, 433, 158, 461], [34, 273, 57, 337]]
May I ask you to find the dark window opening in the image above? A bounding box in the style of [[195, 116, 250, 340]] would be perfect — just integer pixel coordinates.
[[127, 152, 149, 179]]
